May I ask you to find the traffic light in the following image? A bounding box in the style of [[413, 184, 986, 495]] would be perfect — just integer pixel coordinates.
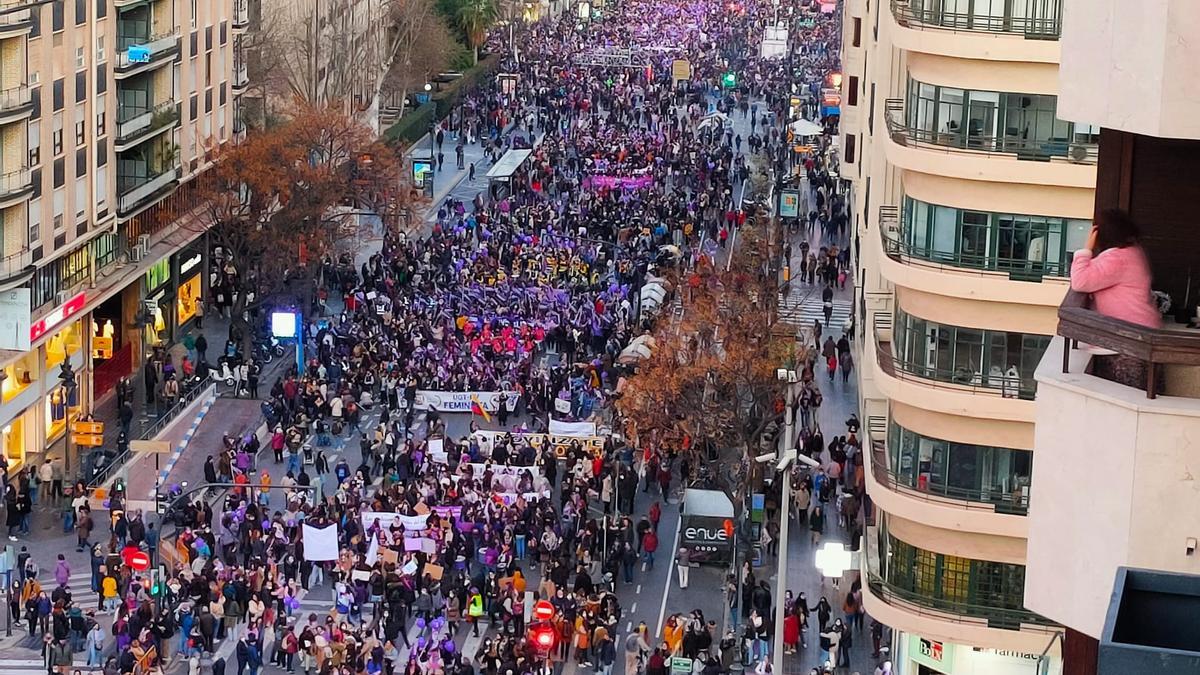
[[721, 71, 737, 88], [528, 621, 557, 658]]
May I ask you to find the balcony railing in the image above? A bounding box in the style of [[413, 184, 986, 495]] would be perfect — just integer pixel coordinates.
[[866, 573, 1056, 631], [115, 30, 179, 71], [872, 312, 1037, 399], [116, 100, 179, 145], [0, 166, 31, 200], [878, 205, 1070, 280], [232, 61, 249, 88], [1058, 290, 1200, 400], [232, 0, 249, 28], [0, 84, 31, 116], [870, 438, 1029, 515], [884, 98, 1099, 165], [0, 5, 34, 32], [117, 165, 180, 214], [890, 0, 1062, 38], [0, 245, 32, 281]]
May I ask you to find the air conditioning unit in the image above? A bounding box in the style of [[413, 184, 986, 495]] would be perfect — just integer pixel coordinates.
[[128, 234, 150, 263], [55, 290, 72, 305]]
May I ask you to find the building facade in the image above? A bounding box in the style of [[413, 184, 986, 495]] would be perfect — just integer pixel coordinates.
[[840, 0, 1093, 672], [1024, 1, 1200, 673], [0, 0, 235, 477], [241, 0, 391, 132]]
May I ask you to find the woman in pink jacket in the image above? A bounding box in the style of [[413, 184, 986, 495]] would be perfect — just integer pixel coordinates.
[[1071, 209, 1160, 388]]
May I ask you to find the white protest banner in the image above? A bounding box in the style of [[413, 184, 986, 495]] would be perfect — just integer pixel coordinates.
[[302, 523, 339, 561], [365, 535, 380, 566], [415, 390, 520, 413], [471, 430, 605, 459], [549, 419, 597, 436], [428, 437, 446, 463], [361, 511, 434, 533]]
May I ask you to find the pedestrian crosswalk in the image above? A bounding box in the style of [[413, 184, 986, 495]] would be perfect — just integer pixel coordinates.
[[778, 284, 852, 337], [0, 658, 101, 673]]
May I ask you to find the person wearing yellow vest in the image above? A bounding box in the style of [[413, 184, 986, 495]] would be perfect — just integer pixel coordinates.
[[467, 589, 484, 637]]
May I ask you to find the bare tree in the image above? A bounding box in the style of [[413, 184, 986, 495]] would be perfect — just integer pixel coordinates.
[[377, 0, 454, 113]]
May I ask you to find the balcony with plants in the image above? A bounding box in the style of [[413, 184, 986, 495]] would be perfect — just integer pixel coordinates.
[[116, 137, 180, 216]]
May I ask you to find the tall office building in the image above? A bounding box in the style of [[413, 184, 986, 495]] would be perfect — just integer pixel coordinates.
[[1023, 1, 1200, 673], [841, 1, 1095, 672], [0, 0, 235, 476]]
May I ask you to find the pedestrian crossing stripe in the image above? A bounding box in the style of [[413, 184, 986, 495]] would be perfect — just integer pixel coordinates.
[[0, 659, 99, 667]]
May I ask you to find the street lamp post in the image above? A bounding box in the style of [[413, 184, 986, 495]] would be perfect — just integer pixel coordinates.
[[425, 82, 435, 182], [773, 368, 796, 675], [768, 368, 820, 675]]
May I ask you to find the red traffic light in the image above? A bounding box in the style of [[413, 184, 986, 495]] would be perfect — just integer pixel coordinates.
[[122, 546, 151, 572], [535, 628, 555, 648], [533, 599, 555, 622]]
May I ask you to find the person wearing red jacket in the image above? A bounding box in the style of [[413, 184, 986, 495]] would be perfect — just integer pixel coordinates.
[[641, 528, 658, 570]]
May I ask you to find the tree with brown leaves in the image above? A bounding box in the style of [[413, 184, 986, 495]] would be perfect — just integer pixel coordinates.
[[616, 216, 794, 469], [189, 105, 413, 346]]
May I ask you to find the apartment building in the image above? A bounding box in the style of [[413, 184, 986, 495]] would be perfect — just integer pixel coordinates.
[[840, 1, 1095, 673], [0, 0, 235, 477], [1023, 1, 1200, 673], [241, 0, 391, 131]]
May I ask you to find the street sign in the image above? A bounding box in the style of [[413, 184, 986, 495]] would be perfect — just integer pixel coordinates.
[[130, 440, 173, 454], [72, 433, 105, 447], [670, 657, 692, 675], [533, 599, 555, 622], [71, 421, 104, 435], [123, 547, 151, 572]]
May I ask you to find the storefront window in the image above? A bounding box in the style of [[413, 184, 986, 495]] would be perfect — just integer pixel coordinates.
[[145, 257, 170, 292], [3, 417, 24, 472], [887, 420, 1032, 512], [2, 351, 38, 402], [45, 383, 80, 441], [177, 273, 201, 325], [45, 320, 83, 369], [891, 306, 1050, 398]]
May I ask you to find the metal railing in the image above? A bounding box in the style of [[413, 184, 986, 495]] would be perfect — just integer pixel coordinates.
[[878, 205, 1071, 280], [0, 166, 31, 199], [870, 439, 1029, 514], [116, 100, 179, 144], [86, 375, 215, 488], [117, 165, 180, 213], [884, 98, 1098, 165], [232, 0, 249, 27], [0, 245, 31, 280], [866, 573, 1057, 631], [872, 316, 1037, 400], [0, 84, 31, 113], [115, 30, 179, 70], [890, 0, 1062, 37]]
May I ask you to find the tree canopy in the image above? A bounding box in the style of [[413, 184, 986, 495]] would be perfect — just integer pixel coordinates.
[[190, 105, 413, 338]]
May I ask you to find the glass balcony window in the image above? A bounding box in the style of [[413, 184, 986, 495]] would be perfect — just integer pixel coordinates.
[[885, 419, 1031, 512], [894, 0, 1062, 36], [886, 196, 1091, 277], [890, 306, 1050, 398], [872, 521, 1052, 628], [893, 78, 1099, 162]]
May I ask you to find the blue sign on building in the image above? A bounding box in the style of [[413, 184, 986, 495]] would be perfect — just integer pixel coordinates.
[[128, 45, 151, 63]]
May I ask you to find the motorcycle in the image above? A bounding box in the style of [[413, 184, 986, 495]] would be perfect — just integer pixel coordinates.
[[218, 354, 243, 387]]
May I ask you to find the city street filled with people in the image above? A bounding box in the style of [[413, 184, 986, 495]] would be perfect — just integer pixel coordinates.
[[0, 1, 880, 675]]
